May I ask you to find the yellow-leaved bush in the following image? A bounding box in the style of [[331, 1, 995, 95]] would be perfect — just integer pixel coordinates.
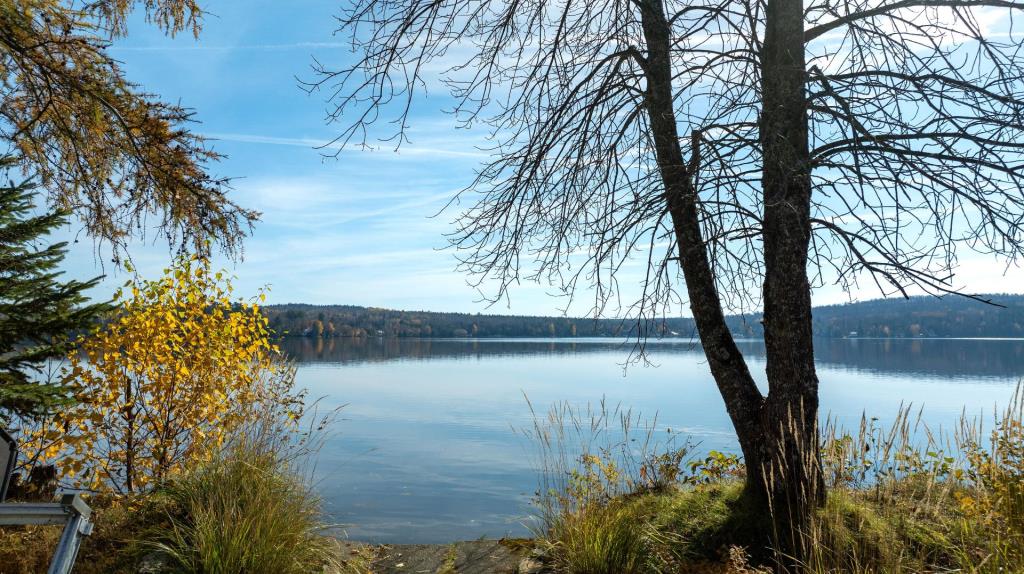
[[26, 254, 301, 494]]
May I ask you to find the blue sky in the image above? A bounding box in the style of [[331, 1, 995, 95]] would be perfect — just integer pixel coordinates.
[[59, 1, 1024, 316], [63, 1, 507, 313]]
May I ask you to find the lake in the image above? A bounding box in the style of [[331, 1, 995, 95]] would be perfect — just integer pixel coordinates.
[[285, 337, 1024, 543]]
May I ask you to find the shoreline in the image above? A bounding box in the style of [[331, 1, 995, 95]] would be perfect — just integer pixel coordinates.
[[338, 539, 544, 574]]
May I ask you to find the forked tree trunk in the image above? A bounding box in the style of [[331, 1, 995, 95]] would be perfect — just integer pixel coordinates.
[[639, 0, 823, 566]]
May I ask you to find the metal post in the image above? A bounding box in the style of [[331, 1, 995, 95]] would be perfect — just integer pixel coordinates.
[[0, 493, 93, 574], [47, 494, 93, 574], [0, 428, 16, 502]]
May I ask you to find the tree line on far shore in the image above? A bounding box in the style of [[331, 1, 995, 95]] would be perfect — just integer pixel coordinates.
[[264, 294, 1024, 340]]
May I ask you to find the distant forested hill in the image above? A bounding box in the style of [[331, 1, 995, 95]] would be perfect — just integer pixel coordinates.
[[807, 294, 1024, 338], [263, 294, 1024, 339]]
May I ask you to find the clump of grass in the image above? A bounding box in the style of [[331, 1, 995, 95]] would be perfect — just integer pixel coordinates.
[[543, 499, 658, 574], [437, 544, 459, 574], [149, 439, 340, 574], [522, 398, 712, 573], [519, 397, 695, 528]]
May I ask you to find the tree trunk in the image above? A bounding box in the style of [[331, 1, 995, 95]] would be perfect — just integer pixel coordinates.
[[639, 0, 765, 489], [639, 0, 823, 565], [758, 0, 825, 560]]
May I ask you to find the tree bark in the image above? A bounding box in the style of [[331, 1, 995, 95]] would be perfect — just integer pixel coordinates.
[[639, 0, 765, 487], [639, 0, 823, 563], [758, 0, 824, 558]]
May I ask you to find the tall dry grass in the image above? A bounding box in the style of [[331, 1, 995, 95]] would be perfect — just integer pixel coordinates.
[[150, 439, 341, 574], [520, 397, 712, 573], [526, 383, 1024, 574], [145, 370, 344, 574], [800, 385, 1024, 573]]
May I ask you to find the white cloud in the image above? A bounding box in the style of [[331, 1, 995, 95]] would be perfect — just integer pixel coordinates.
[[110, 42, 353, 52], [205, 132, 489, 159]]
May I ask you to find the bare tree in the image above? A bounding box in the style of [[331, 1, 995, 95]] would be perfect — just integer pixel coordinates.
[[309, 0, 1024, 558]]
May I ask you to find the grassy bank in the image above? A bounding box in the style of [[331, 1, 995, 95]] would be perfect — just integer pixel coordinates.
[[0, 441, 350, 574], [529, 390, 1024, 573]]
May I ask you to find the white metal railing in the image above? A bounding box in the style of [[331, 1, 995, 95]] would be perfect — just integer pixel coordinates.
[[0, 493, 94, 574], [1, 427, 93, 574]]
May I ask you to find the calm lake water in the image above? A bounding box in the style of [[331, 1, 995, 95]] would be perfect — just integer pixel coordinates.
[[285, 337, 1024, 543]]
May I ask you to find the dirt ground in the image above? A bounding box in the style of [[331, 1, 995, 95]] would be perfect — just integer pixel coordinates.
[[338, 538, 545, 574]]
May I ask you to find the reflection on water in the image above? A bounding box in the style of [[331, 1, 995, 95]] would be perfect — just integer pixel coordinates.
[[813, 338, 1024, 379], [290, 337, 1024, 544], [287, 336, 1024, 380]]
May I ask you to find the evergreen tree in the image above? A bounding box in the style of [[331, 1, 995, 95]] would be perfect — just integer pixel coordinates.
[[0, 158, 107, 418]]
